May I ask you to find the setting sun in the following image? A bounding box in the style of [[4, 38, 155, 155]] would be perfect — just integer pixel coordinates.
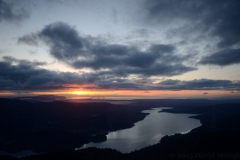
[[75, 91, 83, 95]]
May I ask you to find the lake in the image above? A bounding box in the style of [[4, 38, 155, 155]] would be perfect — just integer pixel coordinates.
[[78, 108, 201, 153]]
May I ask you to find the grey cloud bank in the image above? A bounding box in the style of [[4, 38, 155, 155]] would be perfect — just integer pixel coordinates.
[[0, 56, 97, 91], [158, 79, 240, 90], [144, 0, 240, 66], [18, 22, 195, 77], [1, 0, 240, 94], [200, 49, 240, 66], [0, 56, 239, 91]]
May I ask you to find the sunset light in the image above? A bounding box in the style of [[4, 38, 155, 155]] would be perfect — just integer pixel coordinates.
[[1, 1, 240, 159], [0, 0, 239, 99], [74, 91, 83, 95]]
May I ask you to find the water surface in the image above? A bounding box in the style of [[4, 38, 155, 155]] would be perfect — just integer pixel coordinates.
[[79, 108, 201, 153]]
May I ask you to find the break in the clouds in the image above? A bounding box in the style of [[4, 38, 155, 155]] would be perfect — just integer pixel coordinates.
[[0, 0, 29, 22], [18, 22, 195, 77], [144, 0, 240, 66]]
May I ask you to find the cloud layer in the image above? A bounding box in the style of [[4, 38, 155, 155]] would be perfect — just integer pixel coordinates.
[[158, 79, 240, 90], [1, 0, 240, 94], [0, 56, 97, 91], [0, 0, 29, 22], [18, 22, 195, 77], [0, 56, 239, 91], [199, 48, 240, 66], [144, 0, 240, 66]]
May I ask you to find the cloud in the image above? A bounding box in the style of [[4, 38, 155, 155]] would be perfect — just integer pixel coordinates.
[[17, 33, 40, 46], [0, 56, 239, 91], [2, 56, 47, 66], [144, 0, 240, 48], [98, 63, 195, 77], [203, 92, 208, 95], [0, 0, 29, 22], [159, 79, 181, 85], [199, 48, 240, 66], [125, 29, 152, 39], [112, 8, 118, 24], [39, 22, 90, 61], [18, 22, 195, 77], [158, 79, 240, 90], [0, 56, 147, 91], [18, 22, 90, 60], [0, 56, 98, 91], [97, 82, 142, 90], [135, 79, 150, 84], [143, 0, 240, 67]]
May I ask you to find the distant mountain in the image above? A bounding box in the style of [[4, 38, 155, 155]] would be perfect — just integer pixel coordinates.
[[15, 95, 67, 102]]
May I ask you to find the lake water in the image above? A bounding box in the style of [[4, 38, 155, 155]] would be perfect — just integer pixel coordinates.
[[78, 108, 201, 153]]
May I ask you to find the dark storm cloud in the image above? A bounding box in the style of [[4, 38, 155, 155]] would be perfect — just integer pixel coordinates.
[[0, 56, 239, 91], [199, 48, 240, 66], [91, 44, 129, 56], [144, 0, 240, 66], [158, 79, 240, 90], [124, 53, 156, 68], [96, 78, 240, 90], [0, 56, 149, 91], [72, 56, 120, 70], [0, 0, 29, 22], [145, 0, 240, 48], [18, 22, 90, 60], [72, 43, 180, 71], [0, 57, 98, 91], [149, 44, 175, 54], [39, 22, 91, 60], [18, 22, 195, 77]]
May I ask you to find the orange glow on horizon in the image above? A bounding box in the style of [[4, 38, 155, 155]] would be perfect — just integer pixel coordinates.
[[71, 91, 83, 95], [0, 91, 15, 97], [1, 89, 239, 99]]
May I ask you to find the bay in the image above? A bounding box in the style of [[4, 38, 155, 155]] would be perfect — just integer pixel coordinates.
[[79, 108, 201, 153]]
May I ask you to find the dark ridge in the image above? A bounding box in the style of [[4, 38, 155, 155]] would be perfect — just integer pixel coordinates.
[[14, 95, 67, 102], [0, 98, 150, 153], [1, 98, 240, 160]]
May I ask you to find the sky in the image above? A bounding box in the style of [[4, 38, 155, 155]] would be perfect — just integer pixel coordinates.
[[0, 0, 240, 99]]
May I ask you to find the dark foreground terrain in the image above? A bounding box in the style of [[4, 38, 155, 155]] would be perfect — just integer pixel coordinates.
[[1, 98, 240, 160], [0, 98, 150, 153]]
